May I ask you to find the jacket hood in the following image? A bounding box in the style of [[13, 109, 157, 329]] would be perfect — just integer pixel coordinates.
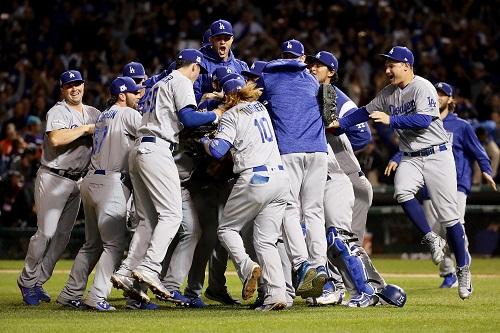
[[263, 59, 308, 73]]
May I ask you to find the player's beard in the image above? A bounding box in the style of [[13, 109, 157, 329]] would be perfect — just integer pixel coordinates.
[[126, 94, 139, 110]]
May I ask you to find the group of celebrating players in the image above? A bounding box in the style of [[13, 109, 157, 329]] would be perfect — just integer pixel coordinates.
[[16, 17, 494, 311]]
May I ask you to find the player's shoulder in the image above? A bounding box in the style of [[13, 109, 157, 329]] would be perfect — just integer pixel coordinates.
[[378, 83, 397, 97], [47, 101, 66, 115], [412, 75, 436, 92], [84, 104, 101, 115]]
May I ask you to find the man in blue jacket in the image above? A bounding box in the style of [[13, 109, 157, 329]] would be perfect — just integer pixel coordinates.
[[385, 82, 496, 288], [259, 39, 328, 301]]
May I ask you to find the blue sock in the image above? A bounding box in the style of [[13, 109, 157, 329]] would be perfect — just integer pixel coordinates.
[[401, 198, 431, 235], [446, 223, 470, 267]]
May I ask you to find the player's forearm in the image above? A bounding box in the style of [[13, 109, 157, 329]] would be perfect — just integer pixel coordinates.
[[389, 114, 432, 129], [48, 125, 94, 147], [201, 137, 231, 160], [338, 107, 370, 130], [179, 106, 217, 128]]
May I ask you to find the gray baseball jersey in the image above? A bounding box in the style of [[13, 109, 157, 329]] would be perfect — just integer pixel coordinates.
[[215, 101, 283, 173], [365, 75, 448, 152], [138, 70, 197, 144], [89, 105, 142, 172], [42, 101, 100, 172], [216, 100, 289, 305]]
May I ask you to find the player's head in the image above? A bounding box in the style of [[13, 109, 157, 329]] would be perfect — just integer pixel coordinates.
[[281, 39, 306, 62], [241, 61, 268, 82], [380, 46, 414, 87], [212, 66, 237, 91], [434, 82, 455, 113], [109, 76, 144, 109], [209, 19, 234, 61], [122, 62, 147, 84], [176, 49, 208, 82], [59, 70, 85, 105], [306, 51, 338, 84], [222, 78, 262, 109]]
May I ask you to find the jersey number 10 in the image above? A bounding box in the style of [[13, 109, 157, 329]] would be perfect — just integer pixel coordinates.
[[254, 117, 273, 143]]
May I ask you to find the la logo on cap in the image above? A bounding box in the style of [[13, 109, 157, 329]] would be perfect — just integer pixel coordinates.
[[219, 22, 225, 29], [287, 42, 292, 49], [196, 56, 201, 63], [120, 85, 126, 92], [129, 66, 135, 73], [227, 68, 232, 73], [251, 63, 255, 69], [438, 83, 443, 88], [389, 48, 395, 54], [316, 52, 321, 58], [69, 72, 75, 78]]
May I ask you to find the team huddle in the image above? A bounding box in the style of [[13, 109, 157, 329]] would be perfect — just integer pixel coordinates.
[[16, 18, 495, 312]]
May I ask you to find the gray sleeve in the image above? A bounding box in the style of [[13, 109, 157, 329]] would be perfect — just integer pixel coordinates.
[[365, 89, 386, 114], [123, 109, 142, 138], [214, 110, 237, 145], [174, 77, 197, 111], [414, 82, 439, 116], [45, 105, 69, 132]]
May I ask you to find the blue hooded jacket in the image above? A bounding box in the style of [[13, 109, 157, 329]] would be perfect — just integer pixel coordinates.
[[194, 46, 248, 102], [260, 59, 327, 154]]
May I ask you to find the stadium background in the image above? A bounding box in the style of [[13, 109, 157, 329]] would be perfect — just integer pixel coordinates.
[[0, 0, 499, 258]]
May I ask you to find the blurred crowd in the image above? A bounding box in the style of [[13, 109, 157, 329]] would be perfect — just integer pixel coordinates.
[[0, 0, 499, 228]]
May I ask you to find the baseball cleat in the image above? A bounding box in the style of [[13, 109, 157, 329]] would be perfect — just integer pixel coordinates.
[[347, 293, 379, 308], [422, 232, 446, 265], [56, 297, 86, 309], [456, 265, 473, 299], [126, 300, 159, 310], [168, 290, 191, 306], [18, 282, 40, 306], [255, 302, 287, 312], [205, 288, 241, 305], [85, 300, 116, 311], [132, 269, 172, 301], [187, 296, 207, 308], [295, 262, 322, 299], [306, 284, 345, 306], [111, 273, 150, 303], [242, 264, 262, 301], [34, 285, 51, 302], [439, 273, 458, 288], [248, 296, 265, 309]]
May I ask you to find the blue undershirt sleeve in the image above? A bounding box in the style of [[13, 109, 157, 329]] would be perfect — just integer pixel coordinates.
[[178, 106, 216, 128], [389, 114, 433, 129], [207, 138, 232, 160], [338, 107, 370, 129]]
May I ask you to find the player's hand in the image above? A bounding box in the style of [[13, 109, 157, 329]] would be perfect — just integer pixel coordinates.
[[85, 124, 96, 135], [482, 172, 497, 191], [326, 119, 340, 129], [384, 160, 398, 176], [370, 111, 390, 125]]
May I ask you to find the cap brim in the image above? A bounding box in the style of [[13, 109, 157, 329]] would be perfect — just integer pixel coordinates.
[[210, 32, 233, 37], [198, 64, 208, 74], [305, 55, 334, 70], [60, 79, 84, 87], [435, 87, 451, 96], [241, 70, 259, 78], [379, 54, 406, 63]]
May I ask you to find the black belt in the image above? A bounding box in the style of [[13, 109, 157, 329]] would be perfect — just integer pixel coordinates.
[[403, 144, 447, 157], [141, 136, 176, 152], [252, 165, 284, 172], [48, 168, 82, 181]]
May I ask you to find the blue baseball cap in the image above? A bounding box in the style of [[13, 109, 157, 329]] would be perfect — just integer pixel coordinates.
[[212, 66, 236, 82], [110, 76, 144, 95], [435, 82, 453, 97], [210, 19, 233, 37], [122, 62, 146, 79], [241, 61, 268, 78], [281, 39, 304, 57], [380, 46, 414, 66], [306, 51, 338, 71], [220, 73, 245, 86], [59, 70, 84, 86], [222, 78, 245, 94], [202, 29, 212, 47], [177, 49, 208, 74]]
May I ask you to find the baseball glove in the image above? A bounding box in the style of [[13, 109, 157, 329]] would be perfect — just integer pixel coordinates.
[[318, 83, 338, 126]]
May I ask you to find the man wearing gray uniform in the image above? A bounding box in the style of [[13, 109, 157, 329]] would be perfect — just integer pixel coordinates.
[[17, 70, 100, 306], [57, 77, 143, 310], [332, 46, 473, 300], [202, 78, 290, 311], [111, 49, 220, 302]]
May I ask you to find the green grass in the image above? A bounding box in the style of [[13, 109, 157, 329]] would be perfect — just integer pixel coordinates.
[[1, 258, 499, 332]]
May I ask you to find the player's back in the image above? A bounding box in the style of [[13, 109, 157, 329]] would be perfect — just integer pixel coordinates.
[[220, 101, 282, 174], [90, 105, 141, 173]]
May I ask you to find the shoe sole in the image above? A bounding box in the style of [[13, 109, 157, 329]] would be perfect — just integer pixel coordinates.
[[296, 268, 322, 299], [111, 275, 150, 303], [459, 287, 473, 300], [242, 265, 262, 301], [132, 271, 171, 301], [257, 302, 287, 311], [56, 299, 85, 310]]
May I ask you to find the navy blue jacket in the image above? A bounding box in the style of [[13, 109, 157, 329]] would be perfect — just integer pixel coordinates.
[[260, 60, 327, 154]]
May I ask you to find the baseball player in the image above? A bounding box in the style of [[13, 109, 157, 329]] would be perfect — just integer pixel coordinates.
[[385, 81, 495, 288], [111, 49, 219, 302], [331, 46, 473, 300], [201, 78, 290, 311], [57, 77, 144, 311], [17, 70, 100, 306], [186, 19, 249, 306], [258, 39, 328, 299]]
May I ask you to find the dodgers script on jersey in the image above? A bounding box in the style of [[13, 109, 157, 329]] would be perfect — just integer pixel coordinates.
[[215, 101, 282, 174], [90, 105, 142, 173], [42, 101, 100, 172], [138, 70, 197, 143], [365, 75, 448, 152]]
